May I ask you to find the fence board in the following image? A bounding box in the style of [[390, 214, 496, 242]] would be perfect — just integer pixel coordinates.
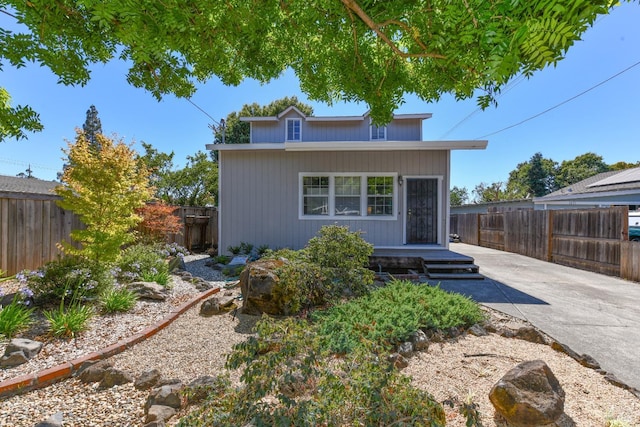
[[1, 196, 219, 276], [451, 206, 634, 281], [621, 241, 640, 281]]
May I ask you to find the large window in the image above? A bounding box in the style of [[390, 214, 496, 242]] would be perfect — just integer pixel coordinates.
[[286, 118, 302, 141], [300, 173, 396, 219]]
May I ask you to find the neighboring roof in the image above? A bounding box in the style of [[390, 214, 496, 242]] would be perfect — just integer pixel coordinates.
[[0, 175, 59, 199], [240, 108, 433, 123], [534, 167, 640, 204]]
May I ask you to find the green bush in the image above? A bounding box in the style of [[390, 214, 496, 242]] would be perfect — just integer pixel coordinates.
[[100, 286, 138, 313], [23, 256, 112, 305], [306, 225, 374, 298], [221, 264, 244, 277], [0, 295, 34, 339], [115, 243, 170, 285], [312, 280, 486, 353], [179, 316, 445, 426]]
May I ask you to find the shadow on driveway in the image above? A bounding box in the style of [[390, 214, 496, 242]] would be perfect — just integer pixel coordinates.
[[431, 278, 549, 305]]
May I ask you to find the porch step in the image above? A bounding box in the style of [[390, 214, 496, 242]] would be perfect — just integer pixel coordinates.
[[426, 272, 485, 280], [423, 259, 484, 280]]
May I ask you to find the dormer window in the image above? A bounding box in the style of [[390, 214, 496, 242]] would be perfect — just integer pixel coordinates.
[[286, 118, 302, 141], [370, 124, 386, 140]]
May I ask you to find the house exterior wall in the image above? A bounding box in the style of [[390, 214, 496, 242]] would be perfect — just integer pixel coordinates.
[[218, 149, 449, 253], [249, 110, 423, 143]]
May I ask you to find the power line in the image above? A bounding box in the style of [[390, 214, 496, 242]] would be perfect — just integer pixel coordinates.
[[475, 59, 640, 140], [185, 98, 222, 128]]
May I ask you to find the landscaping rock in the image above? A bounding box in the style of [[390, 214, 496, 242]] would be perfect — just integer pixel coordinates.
[[128, 282, 169, 301], [200, 295, 237, 316], [99, 368, 134, 389], [397, 341, 414, 358], [411, 329, 429, 351], [77, 360, 113, 383], [0, 338, 43, 367], [145, 382, 184, 411], [168, 256, 186, 272], [145, 405, 176, 423], [489, 359, 565, 427], [34, 412, 63, 427], [239, 258, 288, 315], [515, 326, 547, 344], [135, 369, 162, 390], [468, 324, 488, 337], [388, 353, 409, 369]]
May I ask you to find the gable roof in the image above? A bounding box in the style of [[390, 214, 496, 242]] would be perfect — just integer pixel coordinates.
[[534, 167, 640, 204], [0, 175, 59, 200], [240, 108, 433, 123]]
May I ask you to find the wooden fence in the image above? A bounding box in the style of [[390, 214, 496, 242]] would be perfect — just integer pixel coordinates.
[[0, 195, 218, 276], [451, 206, 639, 281]]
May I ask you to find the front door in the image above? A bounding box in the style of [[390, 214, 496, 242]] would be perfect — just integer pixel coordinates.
[[405, 178, 439, 244]]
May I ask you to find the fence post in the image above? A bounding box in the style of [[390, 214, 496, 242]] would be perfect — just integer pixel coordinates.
[[547, 210, 554, 262], [476, 213, 481, 247]]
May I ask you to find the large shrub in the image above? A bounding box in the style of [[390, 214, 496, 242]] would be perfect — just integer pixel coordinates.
[[23, 256, 113, 305], [263, 225, 375, 314], [114, 243, 170, 285]]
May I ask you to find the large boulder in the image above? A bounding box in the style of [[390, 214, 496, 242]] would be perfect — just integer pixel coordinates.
[[489, 360, 565, 427], [239, 258, 287, 315]]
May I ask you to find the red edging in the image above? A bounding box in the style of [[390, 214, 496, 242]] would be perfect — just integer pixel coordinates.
[[0, 287, 220, 399]]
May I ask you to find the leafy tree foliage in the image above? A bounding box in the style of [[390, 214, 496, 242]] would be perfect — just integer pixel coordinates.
[[55, 131, 153, 262], [610, 161, 640, 171], [1, 0, 618, 139], [450, 186, 469, 206], [212, 96, 314, 145], [139, 144, 217, 206], [555, 152, 610, 188], [473, 181, 508, 203], [506, 152, 559, 198], [82, 105, 103, 150], [136, 202, 183, 244], [0, 88, 43, 141]]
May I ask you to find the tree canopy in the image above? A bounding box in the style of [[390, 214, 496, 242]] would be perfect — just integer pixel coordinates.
[[212, 96, 313, 145], [1, 0, 621, 141]]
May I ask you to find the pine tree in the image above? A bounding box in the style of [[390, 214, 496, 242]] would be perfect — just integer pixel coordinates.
[[83, 105, 103, 150]]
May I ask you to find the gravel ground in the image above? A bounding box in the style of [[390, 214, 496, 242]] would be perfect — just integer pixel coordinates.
[[2, 256, 639, 426]]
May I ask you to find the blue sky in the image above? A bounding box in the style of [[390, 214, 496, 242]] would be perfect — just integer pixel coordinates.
[[2, 2, 639, 194]]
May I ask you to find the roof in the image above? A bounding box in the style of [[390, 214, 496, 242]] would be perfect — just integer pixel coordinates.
[[534, 167, 640, 204], [240, 107, 433, 123], [0, 175, 59, 199]]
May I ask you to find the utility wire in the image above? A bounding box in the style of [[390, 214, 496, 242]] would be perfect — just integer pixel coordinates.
[[185, 98, 221, 127], [475, 59, 640, 140]]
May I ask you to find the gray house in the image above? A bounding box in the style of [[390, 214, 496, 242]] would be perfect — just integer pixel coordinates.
[[206, 106, 487, 254]]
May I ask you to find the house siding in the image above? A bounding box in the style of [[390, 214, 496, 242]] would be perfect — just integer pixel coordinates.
[[249, 111, 424, 143], [219, 150, 448, 253]]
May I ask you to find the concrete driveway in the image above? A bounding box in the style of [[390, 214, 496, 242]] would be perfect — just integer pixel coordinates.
[[435, 243, 640, 391]]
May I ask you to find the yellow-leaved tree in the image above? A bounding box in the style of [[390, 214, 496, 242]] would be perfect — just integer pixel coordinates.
[[55, 131, 153, 262]]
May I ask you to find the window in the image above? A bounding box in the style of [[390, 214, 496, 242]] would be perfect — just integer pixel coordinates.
[[302, 176, 329, 215], [335, 176, 361, 215], [370, 125, 386, 140], [367, 176, 394, 215], [300, 173, 395, 219], [286, 118, 301, 141]]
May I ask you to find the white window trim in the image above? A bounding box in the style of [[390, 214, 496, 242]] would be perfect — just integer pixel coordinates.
[[370, 120, 387, 141], [286, 118, 302, 141], [299, 172, 398, 220]]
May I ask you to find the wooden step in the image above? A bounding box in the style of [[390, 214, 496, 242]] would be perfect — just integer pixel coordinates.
[[424, 263, 479, 273], [426, 272, 485, 280]]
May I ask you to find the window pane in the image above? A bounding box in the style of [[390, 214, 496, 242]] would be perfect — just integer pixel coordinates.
[[303, 176, 328, 215], [367, 176, 393, 216], [287, 119, 301, 141]]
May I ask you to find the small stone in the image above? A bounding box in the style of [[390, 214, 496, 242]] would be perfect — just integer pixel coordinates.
[[515, 326, 546, 344], [78, 360, 113, 383], [411, 329, 429, 351], [5, 338, 43, 359], [388, 353, 409, 369], [98, 368, 133, 389], [145, 405, 176, 423], [0, 351, 29, 368], [397, 342, 414, 358], [33, 412, 63, 427], [146, 383, 184, 411], [135, 369, 162, 390], [468, 324, 488, 337]]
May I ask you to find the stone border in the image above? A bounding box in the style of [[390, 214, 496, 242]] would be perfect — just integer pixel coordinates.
[[0, 287, 220, 399]]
